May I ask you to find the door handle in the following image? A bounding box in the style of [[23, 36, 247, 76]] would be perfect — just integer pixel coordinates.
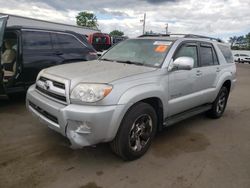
[[196, 70, 202, 76], [216, 67, 221, 72]]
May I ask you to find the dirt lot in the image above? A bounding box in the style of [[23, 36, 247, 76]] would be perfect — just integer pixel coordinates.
[[0, 64, 250, 188]]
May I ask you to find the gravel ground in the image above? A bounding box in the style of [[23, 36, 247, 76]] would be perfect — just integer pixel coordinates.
[[0, 64, 249, 188]]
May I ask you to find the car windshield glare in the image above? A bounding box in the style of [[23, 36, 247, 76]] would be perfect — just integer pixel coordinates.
[[100, 39, 172, 67]]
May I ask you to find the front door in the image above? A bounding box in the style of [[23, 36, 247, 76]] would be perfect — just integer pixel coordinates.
[[0, 16, 8, 94], [168, 42, 202, 116]]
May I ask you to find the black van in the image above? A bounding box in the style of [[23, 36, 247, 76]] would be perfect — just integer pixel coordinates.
[[0, 16, 97, 98]]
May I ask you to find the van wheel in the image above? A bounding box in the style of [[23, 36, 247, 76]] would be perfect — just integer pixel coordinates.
[[110, 102, 157, 161], [207, 86, 229, 119]]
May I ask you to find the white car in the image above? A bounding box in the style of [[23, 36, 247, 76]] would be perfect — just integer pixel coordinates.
[[234, 54, 250, 63]]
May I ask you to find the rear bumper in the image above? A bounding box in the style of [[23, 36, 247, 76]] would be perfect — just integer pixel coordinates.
[[26, 85, 126, 148]]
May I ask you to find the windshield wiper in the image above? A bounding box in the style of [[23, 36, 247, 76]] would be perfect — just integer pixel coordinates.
[[116, 60, 144, 66]]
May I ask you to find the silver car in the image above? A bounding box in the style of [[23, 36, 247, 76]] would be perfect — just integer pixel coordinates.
[[26, 34, 236, 160]]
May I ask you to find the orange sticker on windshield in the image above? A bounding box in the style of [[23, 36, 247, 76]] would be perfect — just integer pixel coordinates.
[[155, 45, 168, 53]]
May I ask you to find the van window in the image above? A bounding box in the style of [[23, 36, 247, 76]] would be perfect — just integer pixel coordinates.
[[54, 33, 84, 49], [218, 44, 234, 63], [23, 31, 52, 50], [200, 45, 214, 66]]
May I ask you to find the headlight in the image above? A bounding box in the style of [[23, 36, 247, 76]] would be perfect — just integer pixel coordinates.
[[70, 83, 112, 103]]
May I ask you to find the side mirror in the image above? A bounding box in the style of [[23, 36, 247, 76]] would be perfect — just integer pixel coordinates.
[[169, 57, 194, 71]]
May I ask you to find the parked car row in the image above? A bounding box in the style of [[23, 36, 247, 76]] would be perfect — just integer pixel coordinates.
[[233, 53, 250, 64], [1, 15, 237, 161]]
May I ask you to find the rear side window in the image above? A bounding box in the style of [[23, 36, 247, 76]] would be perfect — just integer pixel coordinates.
[[200, 45, 214, 66], [23, 31, 52, 50], [53, 33, 85, 49], [218, 44, 234, 63]]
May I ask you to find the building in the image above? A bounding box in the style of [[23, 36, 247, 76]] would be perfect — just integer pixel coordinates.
[[0, 13, 100, 35]]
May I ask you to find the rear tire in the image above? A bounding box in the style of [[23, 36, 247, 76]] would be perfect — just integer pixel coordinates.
[[207, 86, 229, 119], [110, 102, 157, 161]]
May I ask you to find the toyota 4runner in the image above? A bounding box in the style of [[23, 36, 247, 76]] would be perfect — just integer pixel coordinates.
[[26, 34, 236, 161]]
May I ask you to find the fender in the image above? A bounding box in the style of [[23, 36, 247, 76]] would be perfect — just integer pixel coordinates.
[[213, 71, 233, 99], [118, 83, 167, 106], [106, 83, 167, 140]]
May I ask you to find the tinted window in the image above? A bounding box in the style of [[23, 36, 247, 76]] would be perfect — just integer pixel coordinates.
[[218, 44, 234, 63], [23, 31, 52, 50], [174, 44, 198, 67], [55, 34, 84, 49], [93, 36, 108, 44], [200, 46, 214, 66]]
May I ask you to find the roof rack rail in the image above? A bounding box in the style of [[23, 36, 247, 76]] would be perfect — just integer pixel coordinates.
[[183, 34, 224, 43], [138, 34, 170, 37], [138, 33, 223, 43]]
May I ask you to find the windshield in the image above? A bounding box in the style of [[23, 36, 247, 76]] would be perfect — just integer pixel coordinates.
[[101, 39, 172, 67]]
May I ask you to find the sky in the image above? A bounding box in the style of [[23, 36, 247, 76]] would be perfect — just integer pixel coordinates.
[[0, 0, 249, 40]]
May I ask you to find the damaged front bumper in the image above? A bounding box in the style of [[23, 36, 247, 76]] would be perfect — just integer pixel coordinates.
[[26, 85, 125, 148]]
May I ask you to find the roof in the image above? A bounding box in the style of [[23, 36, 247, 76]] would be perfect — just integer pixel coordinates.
[[6, 25, 81, 34]]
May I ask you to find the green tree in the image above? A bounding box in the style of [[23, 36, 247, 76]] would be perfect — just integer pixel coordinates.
[[109, 30, 124, 37], [76, 11, 98, 28], [229, 36, 238, 47], [246, 33, 250, 50]]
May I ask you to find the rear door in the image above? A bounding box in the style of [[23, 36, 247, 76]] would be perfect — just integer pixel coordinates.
[[197, 42, 220, 103], [0, 16, 8, 94]]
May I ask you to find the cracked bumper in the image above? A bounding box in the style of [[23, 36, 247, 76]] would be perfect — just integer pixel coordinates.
[[26, 85, 125, 148]]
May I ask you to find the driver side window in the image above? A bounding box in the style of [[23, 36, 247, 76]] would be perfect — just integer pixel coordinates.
[[174, 44, 198, 68]]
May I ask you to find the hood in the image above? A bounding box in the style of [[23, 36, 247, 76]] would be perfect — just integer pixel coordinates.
[[44, 60, 157, 83]]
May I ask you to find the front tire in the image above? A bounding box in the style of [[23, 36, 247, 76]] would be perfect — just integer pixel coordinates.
[[207, 86, 229, 119], [110, 102, 157, 161]]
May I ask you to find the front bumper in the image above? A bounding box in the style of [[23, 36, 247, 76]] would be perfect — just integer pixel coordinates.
[[26, 85, 126, 148]]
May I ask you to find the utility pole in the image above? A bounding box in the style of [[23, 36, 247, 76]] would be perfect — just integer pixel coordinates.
[[141, 13, 146, 35], [165, 23, 169, 34]]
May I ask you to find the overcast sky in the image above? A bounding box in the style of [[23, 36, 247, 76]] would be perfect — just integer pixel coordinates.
[[0, 0, 249, 40]]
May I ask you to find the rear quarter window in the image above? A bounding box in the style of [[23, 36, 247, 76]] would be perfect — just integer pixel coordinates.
[[218, 44, 234, 63]]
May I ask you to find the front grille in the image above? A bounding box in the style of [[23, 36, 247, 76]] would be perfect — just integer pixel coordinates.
[[40, 77, 65, 89], [36, 86, 67, 102], [36, 76, 67, 103], [29, 101, 58, 124]]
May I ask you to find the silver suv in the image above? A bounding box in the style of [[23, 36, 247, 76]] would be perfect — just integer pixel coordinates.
[[26, 34, 236, 160]]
